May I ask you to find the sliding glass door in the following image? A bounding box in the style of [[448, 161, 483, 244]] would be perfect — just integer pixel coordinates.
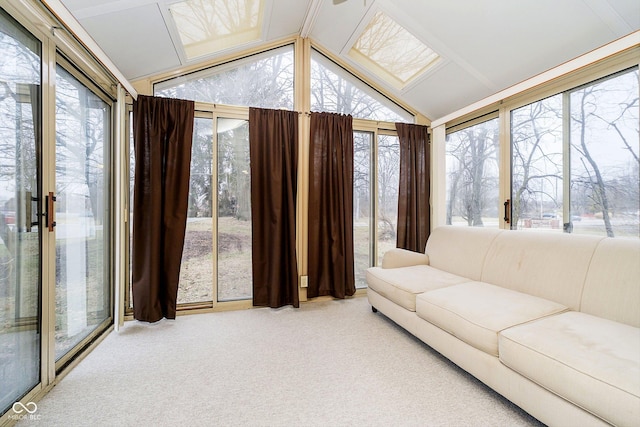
[[353, 131, 401, 286], [0, 9, 42, 415], [1, 2, 118, 418], [54, 64, 111, 362]]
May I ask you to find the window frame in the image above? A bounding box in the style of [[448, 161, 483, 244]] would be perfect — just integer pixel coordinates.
[[437, 47, 639, 234], [127, 38, 415, 311]]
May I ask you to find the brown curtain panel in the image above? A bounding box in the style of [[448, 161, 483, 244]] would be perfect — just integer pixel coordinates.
[[248, 107, 299, 308], [308, 112, 355, 299], [132, 95, 194, 322], [395, 122, 431, 253]]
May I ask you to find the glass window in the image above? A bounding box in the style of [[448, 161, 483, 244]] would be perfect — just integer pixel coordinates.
[[169, 0, 264, 60], [353, 131, 401, 284], [511, 95, 564, 231], [353, 131, 372, 288], [154, 45, 294, 109], [349, 11, 440, 89], [179, 117, 214, 304], [446, 118, 500, 227], [569, 69, 639, 238], [311, 50, 413, 123], [0, 9, 41, 415], [217, 118, 252, 301], [509, 67, 639, 237], [55, 65, 111, 360], [376, 134, 399, 263]]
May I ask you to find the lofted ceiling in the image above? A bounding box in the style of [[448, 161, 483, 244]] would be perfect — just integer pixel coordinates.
[[58, 0, 640, 121]]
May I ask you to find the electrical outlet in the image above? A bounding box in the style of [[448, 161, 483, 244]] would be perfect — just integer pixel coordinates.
[[300, 275, 308, 288]]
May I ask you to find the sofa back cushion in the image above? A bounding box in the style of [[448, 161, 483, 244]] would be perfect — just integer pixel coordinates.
[[581, 238, 640, 327], [425, 226, 502, 281], [481, 231, 604, 310]]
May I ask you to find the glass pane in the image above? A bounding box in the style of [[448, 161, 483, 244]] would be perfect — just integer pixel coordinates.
[[0, 9, 41, 415], [155, 45, 293, 109], [377, 134, 399, 264], [179, 118, 214, 304], [446, 118, 500, 227], [511, 95, 564, 231], [217, 118, 251, 301], [55, 66, 110, 360], [169, 0, 264, 59], [311, 50, 413, 123], [569, 69, 639, 238], [354, 132, 371, 288], [349, 11, 440, 88]]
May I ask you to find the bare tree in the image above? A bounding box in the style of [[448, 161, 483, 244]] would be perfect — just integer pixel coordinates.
[[511, 97, 563, 228], [570, 71, 639, 237], [156, 48, 294, 221], [353, 132, 370, 220], [217, 123, 250, 221], [55, 70, 107, 222], [0, 33, 41, 238], [446, 119, 499, 226], [310, 54, 407, 122], [377, 135, 399, 238], [187, 120, 213, 218], [158, 47, 294, 110]]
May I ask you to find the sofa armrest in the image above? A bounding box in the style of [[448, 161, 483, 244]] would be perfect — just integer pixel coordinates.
[[381, 248, 430, 269]]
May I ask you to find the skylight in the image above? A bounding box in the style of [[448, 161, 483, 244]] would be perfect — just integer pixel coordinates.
[[349, 11, 440, 89], [169, 0, 264, 60]]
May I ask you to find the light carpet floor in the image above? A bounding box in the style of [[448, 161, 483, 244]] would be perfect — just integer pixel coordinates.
[[21, 296, 544, 426]]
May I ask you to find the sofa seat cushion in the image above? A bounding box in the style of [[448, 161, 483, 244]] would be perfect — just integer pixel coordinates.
[[415, 281, 567, 356], [366, 265, 469, 311], [499, 311, 640, 426]]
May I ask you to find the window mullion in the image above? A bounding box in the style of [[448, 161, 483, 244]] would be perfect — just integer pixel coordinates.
[[371, 130, 378, 267], [562, 92, 571, 233]]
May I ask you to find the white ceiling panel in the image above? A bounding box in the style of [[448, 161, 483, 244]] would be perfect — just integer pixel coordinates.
[[266, 0, 309, 39], [586, 0, 639, 34], [402, 62, 494, 120], [79, 4, 181, 80]]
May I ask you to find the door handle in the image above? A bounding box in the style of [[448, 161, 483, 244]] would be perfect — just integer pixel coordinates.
[[503, 199, 511, 224], [30, 195, 39, 228], [46, 191, 56, 232]]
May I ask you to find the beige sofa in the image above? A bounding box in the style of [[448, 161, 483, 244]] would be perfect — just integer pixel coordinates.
[[367, 226, 640, 427]]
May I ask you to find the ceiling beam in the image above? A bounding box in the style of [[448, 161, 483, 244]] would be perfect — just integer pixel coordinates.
[[301, 0, 322, 38]]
